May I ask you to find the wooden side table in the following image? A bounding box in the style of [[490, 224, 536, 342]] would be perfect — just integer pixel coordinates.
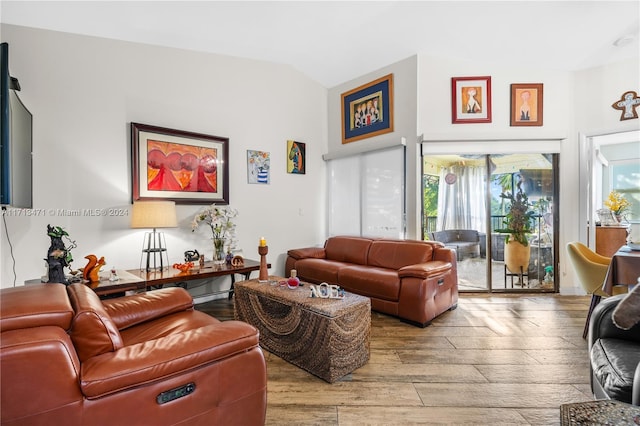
[[596, 226, 628, 257], [27, 259, 270, 300]]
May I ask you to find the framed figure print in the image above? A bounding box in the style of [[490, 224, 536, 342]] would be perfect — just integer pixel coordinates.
[[511, 83, 543, 126], [341, 74, 394, 144], [451, 76, 492, 123], [131, 122, 229, 204], [287, 140, 305, 174]]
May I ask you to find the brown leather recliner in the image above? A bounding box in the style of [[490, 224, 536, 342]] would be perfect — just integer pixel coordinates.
[[1, 283, 267, 426]]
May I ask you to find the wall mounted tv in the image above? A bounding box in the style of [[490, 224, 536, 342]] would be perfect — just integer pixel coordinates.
[[0, 42, 32, 208]]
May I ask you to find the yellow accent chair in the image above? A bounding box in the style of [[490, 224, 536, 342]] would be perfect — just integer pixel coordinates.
[[566, 242, 626, 338]]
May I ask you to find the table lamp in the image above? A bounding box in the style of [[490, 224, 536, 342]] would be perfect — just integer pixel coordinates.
[[130, 200, 178, 272]]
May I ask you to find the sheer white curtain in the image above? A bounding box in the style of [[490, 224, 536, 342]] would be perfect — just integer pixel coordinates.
[[436, 164, 486, 232], [328, 146, 405, 238]]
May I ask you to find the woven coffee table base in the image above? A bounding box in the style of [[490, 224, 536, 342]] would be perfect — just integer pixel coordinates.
[[234, 278, 370, 383], [560, 400, 640, 425]]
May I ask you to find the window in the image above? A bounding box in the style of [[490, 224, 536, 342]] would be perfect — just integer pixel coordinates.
[[327, 146, 405, 238]]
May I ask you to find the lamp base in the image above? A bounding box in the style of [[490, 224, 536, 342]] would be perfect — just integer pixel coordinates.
[[139, 229, 170, 272]]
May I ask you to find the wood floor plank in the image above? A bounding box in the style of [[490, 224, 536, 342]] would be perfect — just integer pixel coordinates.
[[195, 293, 596, 425], [474, 363, 591, 384], [337, 406, 529, 425], [413, 383, 589, 408], [396, 348, 540, 365], [353, 363, 488, 383], [446, 336, 579, 350], [267, 381, 423, 406]]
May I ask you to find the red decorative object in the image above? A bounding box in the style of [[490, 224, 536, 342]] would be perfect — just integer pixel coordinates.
[[172, 262, 194, 273]]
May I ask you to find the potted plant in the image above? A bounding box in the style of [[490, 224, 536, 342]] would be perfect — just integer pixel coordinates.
[[604, 190, 630, 223], [496, 181, 536, 277]]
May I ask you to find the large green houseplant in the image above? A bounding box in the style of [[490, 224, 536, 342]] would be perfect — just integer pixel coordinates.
[[496, 181, 536, 275]]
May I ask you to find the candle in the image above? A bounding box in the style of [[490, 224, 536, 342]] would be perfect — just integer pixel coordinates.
[[259, 237, 266, 247]]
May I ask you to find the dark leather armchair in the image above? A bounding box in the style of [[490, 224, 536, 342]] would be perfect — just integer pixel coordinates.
[[1, 283, 267, 425], [428, 229, 480, 261], [588, 294, 640, 405]]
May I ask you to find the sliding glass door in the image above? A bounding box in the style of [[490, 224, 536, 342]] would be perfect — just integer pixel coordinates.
[[422, 152, 558, 292]]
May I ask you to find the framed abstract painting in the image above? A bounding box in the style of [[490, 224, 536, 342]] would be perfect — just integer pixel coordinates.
[[451, 76, 492, 123], [131, 122, 229, 204], [286, 140, 305, 174]]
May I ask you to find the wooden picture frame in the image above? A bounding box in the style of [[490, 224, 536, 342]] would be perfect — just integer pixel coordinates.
[[131, 122, 229, 204], [341, 74, 394, 144], [286, 140, 305, 174], [511, 83, 544, 126], [451, 76, 492, 123]]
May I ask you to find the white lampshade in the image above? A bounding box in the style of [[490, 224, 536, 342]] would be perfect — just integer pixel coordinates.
[[130, 201, 178, 229]]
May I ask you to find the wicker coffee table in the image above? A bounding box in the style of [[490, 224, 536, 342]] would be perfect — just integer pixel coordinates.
[[234, 277, 370, 383]]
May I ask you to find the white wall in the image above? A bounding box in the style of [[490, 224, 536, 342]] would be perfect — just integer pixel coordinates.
[[415, 53, 639, 293], [1, 24, 638, 296], [0, 24, 328, 290], [327, 56, 419, 237]]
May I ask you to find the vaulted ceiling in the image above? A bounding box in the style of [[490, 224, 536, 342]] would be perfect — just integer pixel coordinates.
[[1, 1, 638, 87]]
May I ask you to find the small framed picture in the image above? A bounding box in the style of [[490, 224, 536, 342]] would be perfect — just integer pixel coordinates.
[[247, 150, 270, 184], [341, 74, 394, 144], [451, 76, 492, 124], [511, 83, 543, 126], [286, 140, 305, 174]]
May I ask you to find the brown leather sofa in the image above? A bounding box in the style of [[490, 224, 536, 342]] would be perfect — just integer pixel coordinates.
[[1, 283, 267, 426], [285, 236, 458, 327]]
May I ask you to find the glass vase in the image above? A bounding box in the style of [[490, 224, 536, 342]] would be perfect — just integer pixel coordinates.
[[213, 238, 226, 264]]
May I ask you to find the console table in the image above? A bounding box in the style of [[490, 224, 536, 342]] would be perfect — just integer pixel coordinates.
[[26, 259, 270, 300]]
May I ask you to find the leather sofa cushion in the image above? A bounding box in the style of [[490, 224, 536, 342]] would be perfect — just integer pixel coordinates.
[[0, 284, 73, 332], [324, 236, 373, 265], [119, 310, 221, 346], [339, 265, 400, 301], [295, 258, 351, 284], [67, 283, 123, 362], [590, 337, 640, 403], [102, 287, 194, 331], [368, 239, 433, 270]]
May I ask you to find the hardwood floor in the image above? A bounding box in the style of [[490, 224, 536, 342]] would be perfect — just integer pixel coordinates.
[[196, 293, 593, 425]]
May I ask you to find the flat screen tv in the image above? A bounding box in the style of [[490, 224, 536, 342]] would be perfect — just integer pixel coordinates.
[[0, 42, 32, 208]]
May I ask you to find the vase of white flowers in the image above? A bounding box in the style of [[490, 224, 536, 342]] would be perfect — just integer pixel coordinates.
[[192, 205, 238, 264]]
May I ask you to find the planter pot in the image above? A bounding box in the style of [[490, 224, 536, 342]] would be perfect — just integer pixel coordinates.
[[504, 239, 530, 275]]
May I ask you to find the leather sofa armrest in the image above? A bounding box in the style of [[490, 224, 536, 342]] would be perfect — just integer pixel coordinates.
[[102, 287, 194, 330], [80, 320, 260, 398], [433, 246, 457, 263], [588, 295, 640, 351], [287, 247, 326, 260], [398, 261, 451, 279]]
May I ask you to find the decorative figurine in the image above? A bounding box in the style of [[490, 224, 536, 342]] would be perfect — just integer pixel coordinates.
[[109, 268, 119, 282], [309, 283, 344, 299], [172, 262, 194, 273], [45, 225, 76, 285], [82, 254, 106, 283], [287, 269, 300, 289]]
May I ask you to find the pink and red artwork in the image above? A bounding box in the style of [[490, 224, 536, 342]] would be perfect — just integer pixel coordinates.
[[132, 123, 229, 204], [146, 140, 218, 193]]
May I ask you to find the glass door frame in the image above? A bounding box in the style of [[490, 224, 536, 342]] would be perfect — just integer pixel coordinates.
[[421, 142, 560, 293]]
